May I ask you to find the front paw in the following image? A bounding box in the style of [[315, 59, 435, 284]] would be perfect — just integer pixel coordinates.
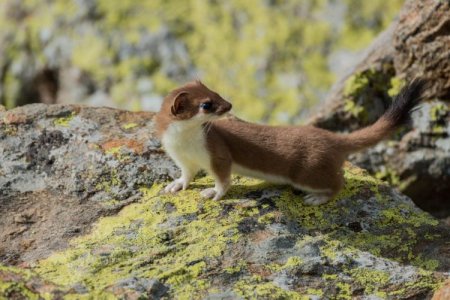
[[200, 188, 225, 201], [164, 180, 184, 194]]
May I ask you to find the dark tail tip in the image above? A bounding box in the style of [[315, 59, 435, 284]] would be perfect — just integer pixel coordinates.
[[383, 78, 427, 127]]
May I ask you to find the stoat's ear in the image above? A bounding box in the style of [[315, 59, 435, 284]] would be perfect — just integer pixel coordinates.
[[171, 92, 189, 116]]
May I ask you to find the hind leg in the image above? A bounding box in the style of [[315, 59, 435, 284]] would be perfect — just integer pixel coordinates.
[[304, 192, 333, 206], [295, 171, 344, 206]]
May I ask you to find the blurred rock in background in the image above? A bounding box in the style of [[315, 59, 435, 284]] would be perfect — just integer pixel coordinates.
[[310, 0, 450, 218], [0, 0, 402, 123]]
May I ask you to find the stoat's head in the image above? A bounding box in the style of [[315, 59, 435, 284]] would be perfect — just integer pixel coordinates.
[[163, 80, 232, 122]]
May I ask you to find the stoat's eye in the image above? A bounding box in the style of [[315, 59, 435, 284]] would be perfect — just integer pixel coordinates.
[[200, 102, 212, 110]]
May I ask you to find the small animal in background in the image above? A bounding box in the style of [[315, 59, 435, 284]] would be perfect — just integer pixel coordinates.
[[155, 80, 425, 205]]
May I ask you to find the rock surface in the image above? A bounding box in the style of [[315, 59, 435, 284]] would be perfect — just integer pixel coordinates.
[[309, 0, 450, 217], [1, 104, 449, 299], [0, 104, 178, 264]]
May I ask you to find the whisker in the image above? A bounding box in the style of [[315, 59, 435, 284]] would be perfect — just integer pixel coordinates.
[[203, 121, 212, 136], [205, 121, 213, 136]]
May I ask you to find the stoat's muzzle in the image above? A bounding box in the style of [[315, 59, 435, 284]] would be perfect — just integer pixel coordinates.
[[216, 101, 232, 115]]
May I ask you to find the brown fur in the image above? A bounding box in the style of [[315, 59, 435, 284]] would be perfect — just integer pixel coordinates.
[[206, 118, 346, 198], [155, 80, 425, 204]]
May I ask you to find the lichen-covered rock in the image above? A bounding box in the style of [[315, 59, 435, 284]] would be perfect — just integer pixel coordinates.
[[0, 104, 177, 264], [0, 265, 67, 299], [308, 0, 450, 217], [1, 104, 449, 299], [0, 103, 177, 200]]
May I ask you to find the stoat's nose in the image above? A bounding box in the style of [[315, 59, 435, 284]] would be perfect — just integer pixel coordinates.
[[223, 102, 232, 114], [216, 101, 232, 115]]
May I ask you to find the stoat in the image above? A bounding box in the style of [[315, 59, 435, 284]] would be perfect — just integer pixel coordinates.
[[155, 80, 425, 205]]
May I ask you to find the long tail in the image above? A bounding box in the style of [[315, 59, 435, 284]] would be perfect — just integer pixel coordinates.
[[339, 79, 426, 153]]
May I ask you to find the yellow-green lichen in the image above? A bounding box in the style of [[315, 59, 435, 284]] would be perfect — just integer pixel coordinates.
[[257, 211, 277, 224], [432, 124, 447, 135], [121, 123, 138, 130], [284, 256, 303, 268], [412, 255, 440, 271], [275, 166, 382, 230], [0, 265, 33, 282], [53, 112, 76, 127], [388, 269, 442, 297], [104, 146, 122, 156], [375, 167, 401, 186], [275, 190, 327, 230], [234, 275, 304, 300], [344, 71, 371, 98], [377, 205, 439, 228], [387, 77, 405, 97], [344, 99, 366, 119], [349, 268, 390, 295], [267, 256, 304, 273], [429, 102, 449, 136], [320, 239, 344, 262], [95, 169, 122, 193], [342, 66, 397, 124], [103, 146, 131, 162], [322, 274, 338, 280], [430, 102, 449, 121], [224, 260, 247, 274], [35, 177, 266, 298], [306, 288, 324, 297], [0, 281, 41, 300], [336, 282, 352, 300], [0, 265, 52, 300]]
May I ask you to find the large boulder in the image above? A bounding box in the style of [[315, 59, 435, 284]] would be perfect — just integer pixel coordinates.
[[309, 0, 450, 217], [0, 104, 178, 264], [1, 104, 449, 299]]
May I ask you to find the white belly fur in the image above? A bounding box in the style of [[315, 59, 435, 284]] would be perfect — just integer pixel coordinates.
[[232, 163, 325, 193], [232, 164, 290, 184], [162, 120, 212, 172]]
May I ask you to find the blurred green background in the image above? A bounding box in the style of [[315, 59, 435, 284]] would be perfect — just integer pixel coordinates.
[[0, 0, 403, 124]]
